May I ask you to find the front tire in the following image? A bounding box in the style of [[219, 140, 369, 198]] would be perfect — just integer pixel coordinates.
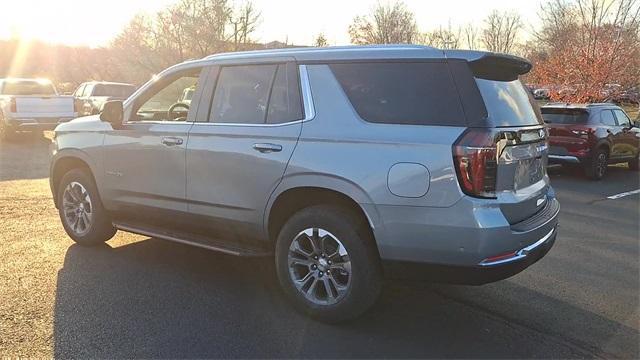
[[585, 148, 608, 180], [275, 205, 382, 323], [57, 168, 116, 245], [0, 116, 16, 142]]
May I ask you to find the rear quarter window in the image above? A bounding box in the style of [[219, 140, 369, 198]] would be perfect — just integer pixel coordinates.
[[329, 62, 466, 126], [475, 78, 542, 127]]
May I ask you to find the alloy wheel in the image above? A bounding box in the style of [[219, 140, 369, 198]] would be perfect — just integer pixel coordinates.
[[62, 181, 93, 236], [287, 228, 352, 305]]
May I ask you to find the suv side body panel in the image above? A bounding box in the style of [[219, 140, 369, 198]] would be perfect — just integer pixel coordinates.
[[186, 61, 303, 243], [275, 64, 557, 267], [52, 46, 559, 285]]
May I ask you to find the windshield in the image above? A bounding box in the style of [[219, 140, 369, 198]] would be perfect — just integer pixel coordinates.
[[92, 84, 135, 98], [541, 109, 589, 124], [2, 81, 56, 96], [475, 78, 542, 127]]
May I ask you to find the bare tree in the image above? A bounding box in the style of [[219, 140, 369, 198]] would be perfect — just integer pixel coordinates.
[[421, 23, 460, 49], [462, 23, 480, 50], [231, 2, 261, 50], [112, 0, 261, 83], [481, 10, 523, 53], [533, 0, 577, 49], [348, 1, 418, 44], [314, 33, 329, 47]]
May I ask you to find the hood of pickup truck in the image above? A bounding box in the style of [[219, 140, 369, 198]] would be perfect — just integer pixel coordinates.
[[54, 115, 112, 133]]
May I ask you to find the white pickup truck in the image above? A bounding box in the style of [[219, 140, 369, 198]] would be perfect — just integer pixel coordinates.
[[0, 78, 77, 140]]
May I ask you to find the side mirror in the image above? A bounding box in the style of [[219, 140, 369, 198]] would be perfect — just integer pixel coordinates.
[[100, 100, 124, 128]]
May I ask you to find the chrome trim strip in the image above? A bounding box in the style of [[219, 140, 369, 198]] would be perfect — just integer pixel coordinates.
[[299, 64, 316, 121], [114, 222, 243, 256], [479, 227, 556, 267], [548, 155, 580, 163]]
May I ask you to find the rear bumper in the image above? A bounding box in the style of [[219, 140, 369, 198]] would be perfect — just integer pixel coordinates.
[[383, 226, 556, 285], [548, 142, 591, 163], [368, 186, 560, 284]]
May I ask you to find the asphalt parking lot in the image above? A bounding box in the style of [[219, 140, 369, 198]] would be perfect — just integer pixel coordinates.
[[0, 135, 638, 358]]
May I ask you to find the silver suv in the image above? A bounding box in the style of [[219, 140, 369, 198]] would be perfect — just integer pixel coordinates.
[[50, 45, 559, 322]]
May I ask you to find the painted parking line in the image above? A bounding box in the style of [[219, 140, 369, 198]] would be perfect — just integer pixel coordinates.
[[607, 189, 640, 200]]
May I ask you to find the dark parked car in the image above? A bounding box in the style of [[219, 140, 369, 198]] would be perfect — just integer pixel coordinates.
[[543, 103, 640, 179], [73, 81, 136, 116]]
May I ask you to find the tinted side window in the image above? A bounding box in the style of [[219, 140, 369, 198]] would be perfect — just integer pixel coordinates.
[[267, 63, 303, 124], [330, 62, 466, 126], [613, 109, 631, 126], [600, 110, 616, 126], [210, 65, 277, 124]]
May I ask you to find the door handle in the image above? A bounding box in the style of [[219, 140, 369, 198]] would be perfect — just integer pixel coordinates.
[[161, 137, 184, 146], [253, 143, 283, 153]]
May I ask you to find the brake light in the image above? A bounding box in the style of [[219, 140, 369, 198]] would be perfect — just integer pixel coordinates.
[[10, 98, 16, 113], [569, 126, 593, 139], [453, 128, 498, 198], [481, 251, 517, 264]]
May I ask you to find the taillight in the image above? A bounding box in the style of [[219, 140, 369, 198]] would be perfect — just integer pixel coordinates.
[[10, 98, 16, 113], [569, 127, 593, 139], [453, 128, 498, 199]]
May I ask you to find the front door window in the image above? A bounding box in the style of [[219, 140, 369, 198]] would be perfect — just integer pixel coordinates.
[[132, 68, 201, 122]]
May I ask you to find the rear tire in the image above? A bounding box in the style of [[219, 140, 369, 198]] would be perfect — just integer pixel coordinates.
[[57, 168, 116, 246], [628, 156, 639, 171], [585, 148, 608, 180], [275, 205, 382, 323]]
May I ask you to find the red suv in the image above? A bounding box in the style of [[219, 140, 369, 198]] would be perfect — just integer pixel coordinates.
[[542, 103, 640, 180]]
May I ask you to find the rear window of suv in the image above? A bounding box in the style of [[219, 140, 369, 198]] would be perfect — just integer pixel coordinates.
[[329, 62, 466, 126], [541, 108, 589, 124], [475, 78, 543, 127]]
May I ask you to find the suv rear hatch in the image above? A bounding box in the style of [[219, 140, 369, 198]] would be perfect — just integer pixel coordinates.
[[447, 52, 550, 224], [540, 108, 592, 156]]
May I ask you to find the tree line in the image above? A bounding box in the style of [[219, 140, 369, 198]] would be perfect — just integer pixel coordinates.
[[0, 0, 637, 102]]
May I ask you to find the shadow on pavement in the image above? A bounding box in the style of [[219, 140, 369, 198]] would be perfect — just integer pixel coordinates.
[[53, 238, 637, 358]]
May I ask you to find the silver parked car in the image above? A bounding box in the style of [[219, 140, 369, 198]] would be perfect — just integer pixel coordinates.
[[50, 45, 559, 322]]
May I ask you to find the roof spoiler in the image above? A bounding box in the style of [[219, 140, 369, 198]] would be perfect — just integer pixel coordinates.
[[445, 50, 532, 81]]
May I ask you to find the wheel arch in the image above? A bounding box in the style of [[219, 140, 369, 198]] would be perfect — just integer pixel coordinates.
[[50, 150, 100, 208], [265, 174, 383, 253]]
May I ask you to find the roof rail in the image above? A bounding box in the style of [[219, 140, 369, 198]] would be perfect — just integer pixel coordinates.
[[586, 102, 614, 107], [543, 102, 570, 106]]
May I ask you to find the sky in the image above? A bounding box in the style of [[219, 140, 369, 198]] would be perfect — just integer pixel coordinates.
[[0, 0, 543, 47]]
